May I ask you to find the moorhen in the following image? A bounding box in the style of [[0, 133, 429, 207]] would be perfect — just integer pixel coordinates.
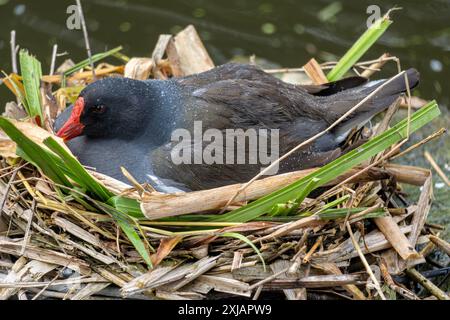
[[55, 63, 419, 192]]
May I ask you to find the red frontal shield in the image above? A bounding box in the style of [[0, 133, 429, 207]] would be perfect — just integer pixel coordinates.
[[56, 97, 86, 141]]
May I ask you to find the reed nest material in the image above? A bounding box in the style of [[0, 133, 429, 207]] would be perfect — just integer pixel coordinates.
[[0, 24, 449, 300]]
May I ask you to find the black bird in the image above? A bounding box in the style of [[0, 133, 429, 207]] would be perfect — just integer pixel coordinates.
[[55, 63, 419, 192]]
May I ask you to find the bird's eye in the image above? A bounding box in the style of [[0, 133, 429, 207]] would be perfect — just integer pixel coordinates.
[[92, 105, 106, 114]]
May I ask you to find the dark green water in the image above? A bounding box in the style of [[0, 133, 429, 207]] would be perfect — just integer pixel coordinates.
[[0, 0, 449, 236]]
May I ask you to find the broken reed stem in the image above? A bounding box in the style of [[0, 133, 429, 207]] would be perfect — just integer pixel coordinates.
[[303, 58, 328, 84], [405, 268, 450, 300], [373, 213, 420, 260], [424, 151, 450, 186], [345, 222, 386, 300], [303, 235, 322, 263], [390, 128, 446, 160], [221, 71, 408, 212], [252, 285, 263, 300], [428, 235, 450, 256], [76, 0, 95, 79], [49, 44, 58, 76], [10, 30, 18, 74]]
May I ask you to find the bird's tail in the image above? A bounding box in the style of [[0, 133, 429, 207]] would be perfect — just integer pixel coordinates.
[[319, 68, 420, 141]]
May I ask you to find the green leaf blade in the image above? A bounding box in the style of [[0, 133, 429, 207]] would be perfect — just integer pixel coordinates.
[[19, 50, 44, 121], [95, 201, 153, 268], [44, 137, 113, 201], [0, 117, 72, 187], [327, 16, 392, 81], [220, 232, 266, 271], [108, 196, 144, 218]]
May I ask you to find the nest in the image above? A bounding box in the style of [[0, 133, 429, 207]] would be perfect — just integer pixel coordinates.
[[0, 25, 449, 300]]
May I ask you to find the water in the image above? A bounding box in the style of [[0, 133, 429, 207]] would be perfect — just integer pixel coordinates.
[[0, 0, 449, 236]]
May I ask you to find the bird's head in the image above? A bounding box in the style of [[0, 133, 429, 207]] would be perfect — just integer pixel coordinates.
[[55, 77, 149, 141]]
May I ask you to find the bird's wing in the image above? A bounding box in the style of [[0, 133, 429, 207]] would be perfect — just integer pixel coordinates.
[[176, 62, 368, 96], [181, 77, 326, 131], [175, 63, 287, 87], [149, 135, 342, 191]]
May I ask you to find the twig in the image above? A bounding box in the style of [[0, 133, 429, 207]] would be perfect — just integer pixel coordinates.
[[0, 277, 106, 288], [390, 56, 413, 139], [0, 166, 20, 218], [346, 222, 386, 300], [248, 267, 289, 291], [312, 262, 366, 299], [360, 53, 390, 78], [31, 271, 61, 300], [221, 71, 408, 212], [405, 268, 449, 300], [20, 201, 36, 255], [76, 0, 95, 79], [303, 236, 322, 263], [390, 128, 446, 160], [424, 151, 450, 186], [252, 285, 263, 300]]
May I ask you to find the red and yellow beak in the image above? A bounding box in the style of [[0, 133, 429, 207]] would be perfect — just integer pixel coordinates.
[[56, 97, 85, 141]]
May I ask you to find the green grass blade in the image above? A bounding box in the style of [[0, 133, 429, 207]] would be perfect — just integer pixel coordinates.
[[19, 50, 43, 121], [95, 201, 153, 268], [269, 203, 292, 217], [220, 232, 266, 271], [317, 207, 386, 220], [314, 194, 351, 214], [44, 137, 112, 201], [70, 190, 99, 212], [16, 143, 85, 185], [213, 101, 440, 223], [327, 15, 392, 81], [62, 46, 123, 86], [269, 177, 320, 216], [108, 196, 144, 218], [287, 177, 320, 214], [0, 117, 72, 187]]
